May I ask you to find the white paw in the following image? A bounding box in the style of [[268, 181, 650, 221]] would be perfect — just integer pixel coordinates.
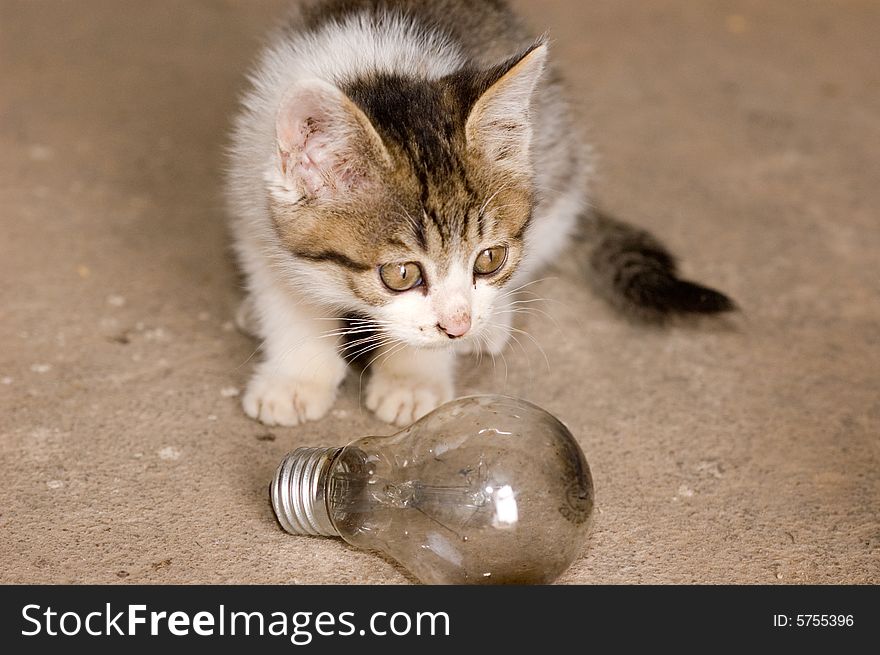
[[365, 372, 453, 426], [242, 372, 339, 427]]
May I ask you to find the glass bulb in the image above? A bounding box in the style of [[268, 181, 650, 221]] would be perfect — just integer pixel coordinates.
[[270, 395, 594, 584]]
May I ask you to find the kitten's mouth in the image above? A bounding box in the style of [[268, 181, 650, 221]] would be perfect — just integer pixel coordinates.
[[417, 337, 470, 350], [403, 331, 476, 350]]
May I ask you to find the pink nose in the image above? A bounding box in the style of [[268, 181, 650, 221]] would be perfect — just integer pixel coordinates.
[[438, 315, 471, 338]]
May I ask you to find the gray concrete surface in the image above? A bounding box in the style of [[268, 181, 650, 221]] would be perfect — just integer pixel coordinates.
[[1, 0, 877, 583]]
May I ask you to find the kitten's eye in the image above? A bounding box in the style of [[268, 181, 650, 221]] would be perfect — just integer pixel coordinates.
[[379, 262, 424, 292], [474, 246, 508, 276]]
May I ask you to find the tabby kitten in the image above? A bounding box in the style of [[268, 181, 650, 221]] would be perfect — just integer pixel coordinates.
[[226, 0, 733, 427]]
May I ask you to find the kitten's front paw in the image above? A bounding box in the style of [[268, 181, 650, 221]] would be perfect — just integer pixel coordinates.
[[242, 371, 339, 427], [365, 371, 453, 426]]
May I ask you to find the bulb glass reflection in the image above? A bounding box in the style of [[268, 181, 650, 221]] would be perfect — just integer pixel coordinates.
[[271, 395, 594, 584]]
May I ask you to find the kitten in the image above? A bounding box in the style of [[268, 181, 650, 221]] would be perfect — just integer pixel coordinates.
[[226, 0, 733, 427]]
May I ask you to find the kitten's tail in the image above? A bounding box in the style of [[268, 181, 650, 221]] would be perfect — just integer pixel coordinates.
[[577, 209, 736, 320]]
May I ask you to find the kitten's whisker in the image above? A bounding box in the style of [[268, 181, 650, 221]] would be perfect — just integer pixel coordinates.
[[313, 328, 371, 340], [266, 321, 378, 372], [497, 306, 564, 333], [507, 325, 551, 374], [498, 277, 558, 300], [337, 336, 387, 357], [506, 297, 550, 306], [507, 331, 528, 358], [371, 340, 408, 371], [234, 331, 270, 371], [311, 317, 386, 325], [506, 332, 533, 385], [357, 338, 406, 407], [356, 337, 405, 412], [498, 343, 509, 388], [482, 202, 524, 215], [294, 331, 392, 377], [488, 336, 497, 375], [273, 330, 343, 366], [389, 198, 423, 241], [479, 182, 513, 217], [312, 317, 396, 330], [344, 336, 396, 362], [507, 293, 573, 320], [357, 339, 410, 412]]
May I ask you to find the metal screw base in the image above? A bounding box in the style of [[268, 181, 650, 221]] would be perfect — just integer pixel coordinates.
[[271, 447, 342, 537]]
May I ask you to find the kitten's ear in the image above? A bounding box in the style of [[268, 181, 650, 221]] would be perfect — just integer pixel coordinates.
[[273, 79, 390, 201], [465, 42, 548, 174]]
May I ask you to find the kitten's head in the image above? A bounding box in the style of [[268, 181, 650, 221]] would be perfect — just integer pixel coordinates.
[[266, 43, 547, 348]]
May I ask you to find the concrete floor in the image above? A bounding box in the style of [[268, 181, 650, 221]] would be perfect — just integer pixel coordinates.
[[1, 1, 877, 584]]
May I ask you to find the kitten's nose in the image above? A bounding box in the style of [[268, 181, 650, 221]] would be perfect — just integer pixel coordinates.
[[437, 314, 471, 339]]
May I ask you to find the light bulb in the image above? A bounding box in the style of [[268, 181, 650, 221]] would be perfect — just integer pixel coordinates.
[[270, 395, 594, 584]]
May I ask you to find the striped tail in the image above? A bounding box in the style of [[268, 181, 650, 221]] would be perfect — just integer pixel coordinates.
[[579, 209, 736, 319]]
